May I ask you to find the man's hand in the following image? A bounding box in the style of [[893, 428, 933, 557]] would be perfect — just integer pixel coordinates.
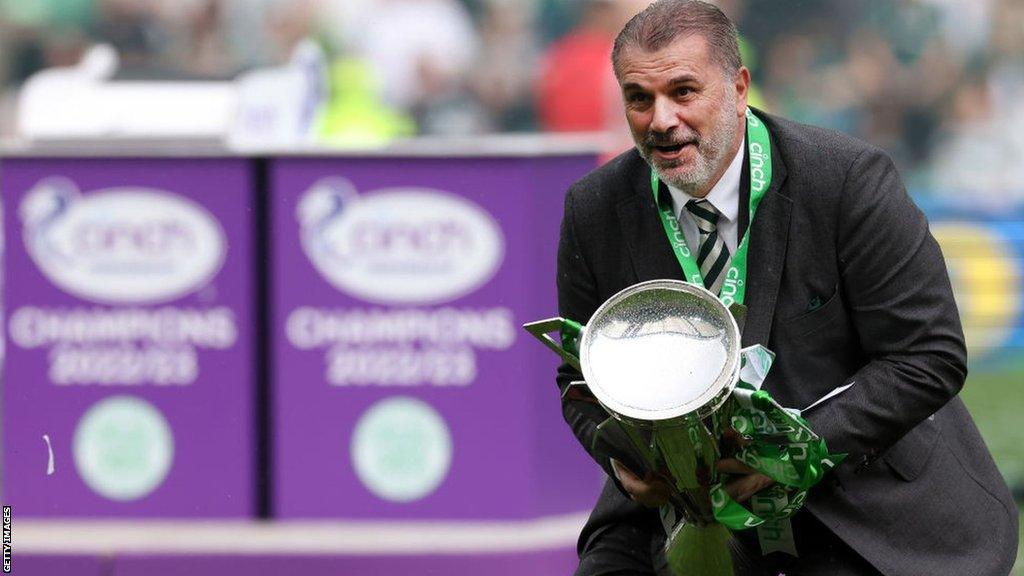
[[716, 458, 774, 503], [610, 459, 673, 508]]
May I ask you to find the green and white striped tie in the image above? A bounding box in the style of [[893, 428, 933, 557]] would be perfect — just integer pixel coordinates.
[[685, 199, 730, 295]]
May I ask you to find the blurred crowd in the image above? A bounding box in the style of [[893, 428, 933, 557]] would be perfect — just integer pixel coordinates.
[[1, 0, 1022, 198]]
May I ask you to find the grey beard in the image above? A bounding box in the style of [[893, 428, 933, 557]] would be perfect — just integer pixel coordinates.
[[653, 154, 711, 195], [640, 99, 740, 195]]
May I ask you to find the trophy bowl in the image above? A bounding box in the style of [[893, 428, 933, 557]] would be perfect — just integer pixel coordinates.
[[579, 279, 741, 424]]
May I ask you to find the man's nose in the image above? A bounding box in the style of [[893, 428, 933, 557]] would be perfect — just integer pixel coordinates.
[[650, 96, 680, 134]]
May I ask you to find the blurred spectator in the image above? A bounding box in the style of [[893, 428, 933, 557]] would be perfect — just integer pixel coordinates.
[[469, 0, 538, 132], [167, 0, 237, 78], [987, 0, 1024, 125], [918, 0, 993, 55], [348, 0, 480, 134], [535, 0, 626, 133], [929, 0, 1024, 202], [0, 0, 93, 83], [91, 0, 161, 75], [316, 58, 416, 144]]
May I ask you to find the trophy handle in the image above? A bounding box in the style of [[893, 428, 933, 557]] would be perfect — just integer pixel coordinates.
[[523, 317, 583, 372]]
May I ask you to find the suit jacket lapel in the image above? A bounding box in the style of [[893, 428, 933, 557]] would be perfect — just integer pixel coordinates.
[[742, 133, 791, 348], [616, 168, 685, 284]]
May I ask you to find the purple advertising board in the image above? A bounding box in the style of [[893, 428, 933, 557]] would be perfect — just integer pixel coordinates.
[[271, 155, 604, 518], [1, 158, 255, 517]]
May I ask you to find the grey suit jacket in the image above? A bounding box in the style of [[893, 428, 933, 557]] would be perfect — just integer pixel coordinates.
[[555, 110, 1018, 575]]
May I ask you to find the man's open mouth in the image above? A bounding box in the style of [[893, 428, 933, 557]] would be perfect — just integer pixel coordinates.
[[654, 144, 686, 153], [651, 141, 695, 156]]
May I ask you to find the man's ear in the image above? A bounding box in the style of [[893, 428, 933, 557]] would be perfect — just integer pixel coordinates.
[[735, 66, 751, 114]]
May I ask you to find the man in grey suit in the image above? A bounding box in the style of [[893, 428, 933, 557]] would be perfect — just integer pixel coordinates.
[[554, 1, 1019, 574]]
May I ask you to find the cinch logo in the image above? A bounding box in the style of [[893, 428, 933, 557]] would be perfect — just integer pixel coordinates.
[[749, 142, 767, 193], [662, 207, 690, 257], [719, 266, 743, 306], [19, 178, 226, 304], [297, 178, 505, 305]]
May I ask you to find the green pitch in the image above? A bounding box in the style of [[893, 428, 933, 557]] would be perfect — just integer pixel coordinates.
[[959, 368, 1024, 573]]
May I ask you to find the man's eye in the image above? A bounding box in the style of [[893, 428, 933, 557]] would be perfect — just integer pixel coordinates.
[[676, 88, 693, 98], [627, 93, 651, 104]]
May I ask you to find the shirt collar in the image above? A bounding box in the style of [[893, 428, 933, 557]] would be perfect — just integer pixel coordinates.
[[667, 135, 745, 222]]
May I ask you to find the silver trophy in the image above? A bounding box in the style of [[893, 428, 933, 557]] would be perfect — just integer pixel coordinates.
[[528, 279, 843, 575], [526, 279, 742, 526]]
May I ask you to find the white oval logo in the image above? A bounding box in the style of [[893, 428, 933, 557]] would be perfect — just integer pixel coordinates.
[[73, 395, 175, 501], [20, 178, 227, 304], [297, 178, 504, 305], [350, 396, 453, 503]]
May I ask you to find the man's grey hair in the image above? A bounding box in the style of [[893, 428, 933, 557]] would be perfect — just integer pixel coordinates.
[[612, 0, 742, 77]]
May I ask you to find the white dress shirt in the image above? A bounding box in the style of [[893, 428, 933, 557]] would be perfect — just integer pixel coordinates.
[[666, 136, 746, 256]]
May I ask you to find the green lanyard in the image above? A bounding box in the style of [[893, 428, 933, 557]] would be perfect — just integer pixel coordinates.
[[651, 108, 772, 307]]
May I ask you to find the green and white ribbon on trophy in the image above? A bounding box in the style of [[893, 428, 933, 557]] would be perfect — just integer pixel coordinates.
[[524, 110, 844, 576], [709, 346, 845, 556]]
